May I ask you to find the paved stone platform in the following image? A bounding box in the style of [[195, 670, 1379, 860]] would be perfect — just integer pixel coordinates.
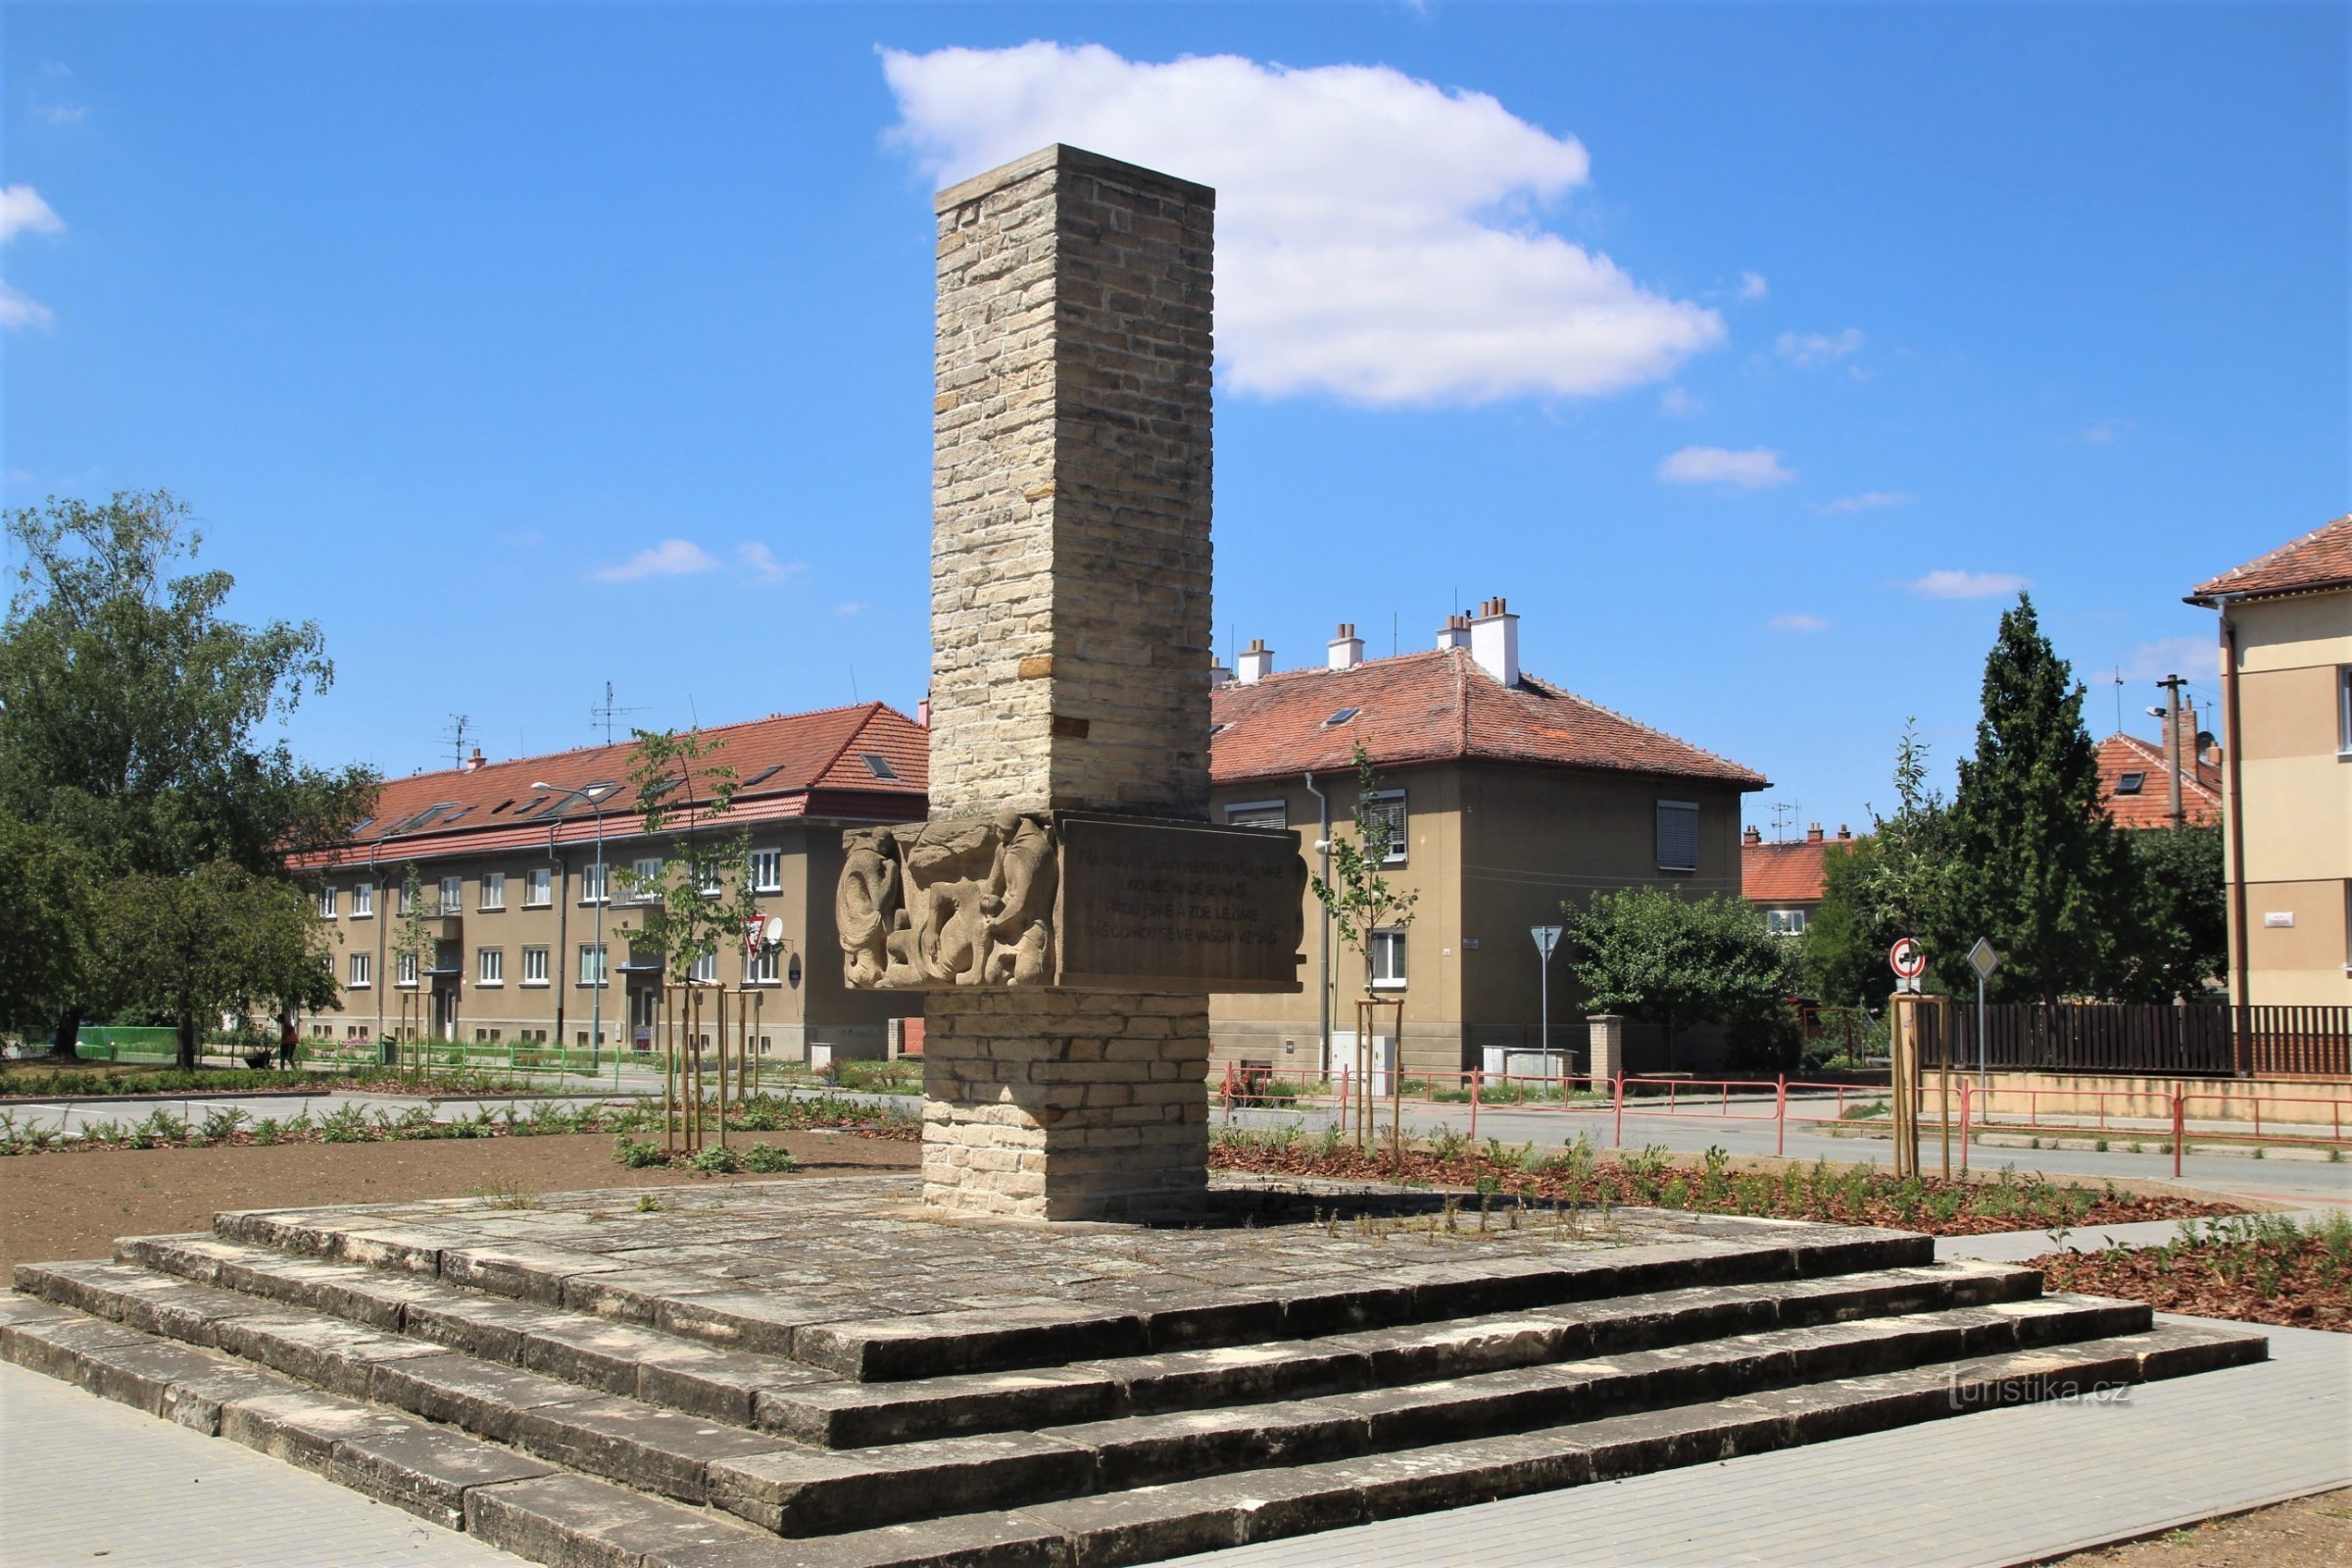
[[4, 1173, 2270, 1567]]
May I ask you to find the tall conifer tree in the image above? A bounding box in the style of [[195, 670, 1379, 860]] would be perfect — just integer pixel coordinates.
[[1932, 594, 2123, 1003]]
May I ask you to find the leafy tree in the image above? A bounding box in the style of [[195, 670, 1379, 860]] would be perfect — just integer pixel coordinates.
[[2106, 824, 2228, 1002], [1310, 743, 1421, 995], [1566, 887, 1796, 1071], [0, 811, 99, 1040], [1801, 722, 1952, 1003], [1928, 595, 2126, 1003], [99, 860, 340, 1070], [612, 728, 761, 991], [0, 493, 375, 1050]]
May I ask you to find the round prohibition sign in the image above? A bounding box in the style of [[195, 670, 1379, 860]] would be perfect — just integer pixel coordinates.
[[1888, 937, 1927, 979]]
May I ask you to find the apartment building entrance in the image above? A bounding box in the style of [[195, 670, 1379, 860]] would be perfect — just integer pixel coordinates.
[[627, 981, 660, 1053], [430, 982, 459, 1044]]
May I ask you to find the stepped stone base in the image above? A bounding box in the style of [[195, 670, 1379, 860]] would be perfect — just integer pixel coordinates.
[[6, 1173, 2267, 1568]]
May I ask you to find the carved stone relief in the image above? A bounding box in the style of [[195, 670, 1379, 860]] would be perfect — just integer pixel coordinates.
[[839, 811, 1056, 990]]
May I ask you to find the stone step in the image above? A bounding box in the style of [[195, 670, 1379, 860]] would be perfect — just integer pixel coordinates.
[[12, 1255, 2121, 1538], [111, 1232, 2036, 1449], [2, 1287, 2265, 1568], [200, 1206, 1937, 1380]]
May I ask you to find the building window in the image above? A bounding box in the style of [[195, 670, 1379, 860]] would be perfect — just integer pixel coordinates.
[[318, 886, 338, 918], [479, 872, 506, 911], [398, 882, 416, 915], [352, 883, 373, 918], [2116, 771, 2145, 796], [748, 946, 780, 985], [579, 944, 608, 987], [521, 946, 550, 986], [1225, 800, 1288, 830], [397, 952, 419, 988], [1362, 790, 1406, 865], [1656, 800, 1699, 873], [2339, 667, 2352, 757], [477, 948, 503, 986], [690, 951, 719, 985], [749, 849, 782, 894], [438, 875, 463, 914], [1369, 929, 1407, 989], [349, 952, 371, 988], [1766, 908, 1809, 937], [523, 867, 553, 907], [631, 857, 663, 904], [698, 862, 723, 898], [580, 862, 609, 905]]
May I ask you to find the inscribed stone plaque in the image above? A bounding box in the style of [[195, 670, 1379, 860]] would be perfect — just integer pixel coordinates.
[[1054, 813, 1306, 993]]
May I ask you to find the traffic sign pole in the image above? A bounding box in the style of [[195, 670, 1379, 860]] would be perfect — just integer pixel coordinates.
[[1531, 925, 1563, 1089]]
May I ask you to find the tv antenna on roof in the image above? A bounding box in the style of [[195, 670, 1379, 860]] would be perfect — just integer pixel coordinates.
[[438, 713, 473, 768], [591, 680, 646, 746], [1768, 800, 1799, 842]]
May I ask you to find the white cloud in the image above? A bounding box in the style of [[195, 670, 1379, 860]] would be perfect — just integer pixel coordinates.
[[1819, 490, 1913, 514], [1656, 445, 1794, 489], [34, 105, 88, 127], [834, 601, 867, 617], [1906, 568, 2030, 600], [2076, 417, 2133, 445], [1775, 327, 1864, 368], [0, 185, 65, 243], [2120, 635, 2214, 683], [736, 542, 806, 584], [1768, 612, 1828, 632], [1738, 270, 1768, 301], [882, 43, 1724, 406], [1658, 386, 1700, 416], [1, 284, 54, 330], [588, 538, 720, 582]]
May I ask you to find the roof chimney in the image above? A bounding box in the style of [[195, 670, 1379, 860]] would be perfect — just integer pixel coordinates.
[[1805, 822, 1824, 844], [1435, 613, 1471, 652], [1837, 823, 1852, 841], [1742, 825, 1762, 846], [1327, 622, 1364, 671], [1469, 597, 1520, 687], [915, 698, 931, 729], [464, 747, 486, 773], [1236, 638, 1275, 685]]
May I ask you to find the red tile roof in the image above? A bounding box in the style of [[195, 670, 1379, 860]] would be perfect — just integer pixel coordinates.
[[1208, 648, 1767, 790], [2095, 732, 2222, 828], [2190, 514, 2352, 603], [298, 704, 927, 869], [1741, 835, 1859, 906]]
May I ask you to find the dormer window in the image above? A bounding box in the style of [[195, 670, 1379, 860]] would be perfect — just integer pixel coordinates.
[[2116, 771, 2145, 796], [860, 754, 900, 781]]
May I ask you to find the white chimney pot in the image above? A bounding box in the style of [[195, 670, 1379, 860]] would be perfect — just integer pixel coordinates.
[[1327, 622, 1364, 671], [1235, 639, 1275, 685], [1469, 597, 1520, 687]]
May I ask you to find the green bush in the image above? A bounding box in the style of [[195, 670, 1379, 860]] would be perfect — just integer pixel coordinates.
[[614, 1139, 667, 1168], [689, 1144, 744, 1174], [743, 1142, 797, 1173]]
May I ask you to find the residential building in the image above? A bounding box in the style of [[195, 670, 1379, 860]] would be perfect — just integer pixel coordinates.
[[1205, 600, 1769, 1080], [1740, 822, 1857, 936], [2187, 514, 2352, 1007], [2094, 704, 2223, 829], [291, 704, 928, 1058]]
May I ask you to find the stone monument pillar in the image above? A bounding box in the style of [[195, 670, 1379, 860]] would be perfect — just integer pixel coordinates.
[[836, 144, 1302, 1222]]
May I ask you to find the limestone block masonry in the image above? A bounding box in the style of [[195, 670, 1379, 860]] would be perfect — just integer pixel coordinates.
[[921, 144, 1220, 1221]]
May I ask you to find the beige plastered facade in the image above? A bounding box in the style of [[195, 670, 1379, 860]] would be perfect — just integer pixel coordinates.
[[1207, 761, 1750, 1079], [2220, 587, 2352, 1007], [297, 824, 915, 1061]]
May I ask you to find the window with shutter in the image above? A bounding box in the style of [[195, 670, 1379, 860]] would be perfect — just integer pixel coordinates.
[[1224, 801, 1288, 830], [1656, 800, 1699, 873]]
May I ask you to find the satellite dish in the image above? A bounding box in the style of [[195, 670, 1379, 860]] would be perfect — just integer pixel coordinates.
[[762, 915, 784, 946]]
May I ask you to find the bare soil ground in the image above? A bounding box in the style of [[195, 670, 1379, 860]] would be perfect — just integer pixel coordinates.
[[2026, 1240, 2352, 1334], [2042, 1488, 2352, 1566], [0, 1130, 918, 1275]]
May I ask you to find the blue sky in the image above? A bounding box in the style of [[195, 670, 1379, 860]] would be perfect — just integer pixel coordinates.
[[5, 4, 2344, 832]]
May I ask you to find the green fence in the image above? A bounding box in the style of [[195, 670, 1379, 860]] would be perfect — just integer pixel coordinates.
[[73, 1026, 181, 1063]]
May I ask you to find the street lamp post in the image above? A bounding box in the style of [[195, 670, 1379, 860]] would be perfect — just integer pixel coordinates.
[[536, 781, 618, 1069]]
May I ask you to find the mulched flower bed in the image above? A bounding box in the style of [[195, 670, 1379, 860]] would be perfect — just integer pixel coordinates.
[[1207, 1131, 2242, 1237], [2028, 1214, 2352, 1334]]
